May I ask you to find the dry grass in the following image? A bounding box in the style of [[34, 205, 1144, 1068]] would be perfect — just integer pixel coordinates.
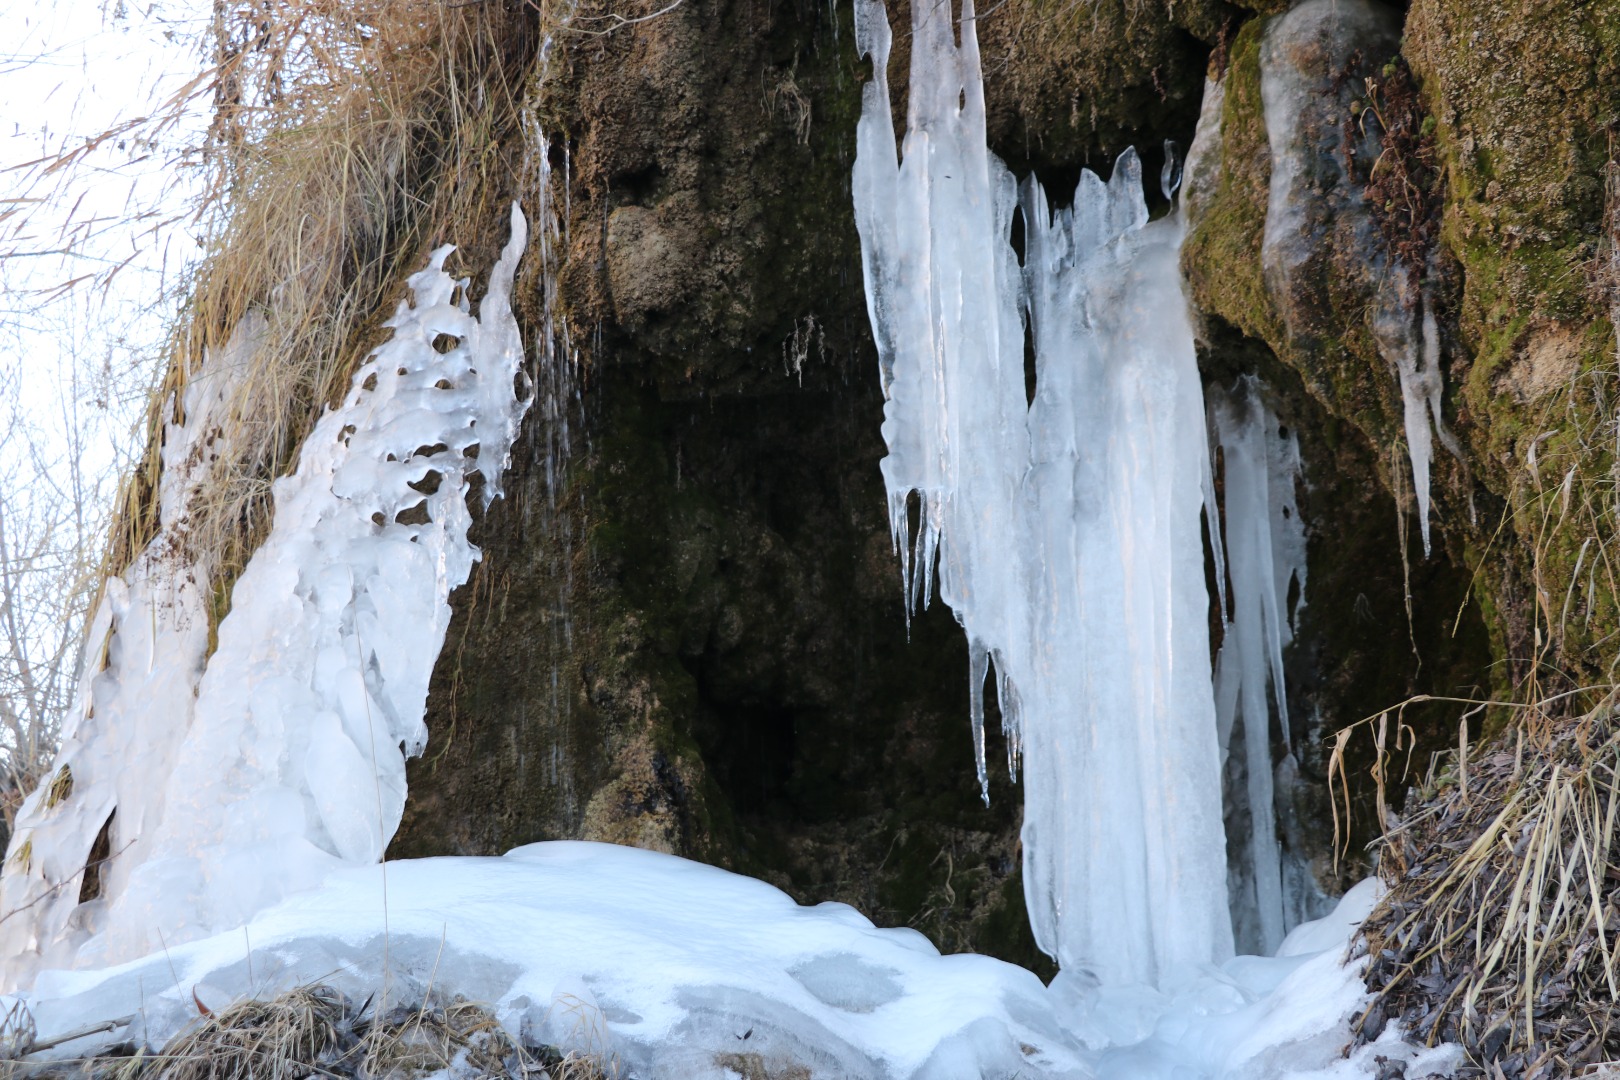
[[1356, 693, 1620, 1078], [106, 0, 547, 620], [0, 984, 613, 1080]]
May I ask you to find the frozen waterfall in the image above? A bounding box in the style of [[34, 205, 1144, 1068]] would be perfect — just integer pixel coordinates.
[[0, 206, 531, 985], [852, 0, 1232, 985]]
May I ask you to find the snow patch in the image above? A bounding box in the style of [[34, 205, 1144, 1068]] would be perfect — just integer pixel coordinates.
[[13, 848, 1444, 1079]]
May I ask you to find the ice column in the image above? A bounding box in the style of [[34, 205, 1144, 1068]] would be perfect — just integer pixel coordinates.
[[1207, 380, 1307, 956], [1, 206, 531, 981], [853, 0, 1231, 985]]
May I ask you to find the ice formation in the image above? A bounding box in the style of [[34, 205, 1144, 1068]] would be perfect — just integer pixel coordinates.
[[1207, 381, 1308, 956], [0, 319, 262, 985], [1259, 0, 1459, 557], [1371, 277, 1463, 557], [852, 0, 1231, 985], [0, 205, 531, 985]]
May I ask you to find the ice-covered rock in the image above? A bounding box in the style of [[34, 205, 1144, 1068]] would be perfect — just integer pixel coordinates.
[[1181, 75, 1226, 235]]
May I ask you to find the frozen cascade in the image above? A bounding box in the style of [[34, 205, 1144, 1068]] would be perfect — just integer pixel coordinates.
[[1259, 0, 1459, 557], [0, 205, 531, 985], [0, 321, 263, 984], [1207, 380, 1309, 957], [852, 0, 1231, 985]]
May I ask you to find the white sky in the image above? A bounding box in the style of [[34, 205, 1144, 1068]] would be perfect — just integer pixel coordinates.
[[0, 0, 211, 496], [0, 0, 212, 729]]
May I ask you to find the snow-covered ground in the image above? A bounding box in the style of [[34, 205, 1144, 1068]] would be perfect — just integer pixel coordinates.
[[9, 842, 1457, 1080]]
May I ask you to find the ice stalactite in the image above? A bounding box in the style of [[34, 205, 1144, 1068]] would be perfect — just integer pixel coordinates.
[[852, 0, 1231, 986], [0, 206, 531, 984], [1259, 0, 1459, 557], [1372, 278, 1464, 557], [1207, 380, 1308, 957]]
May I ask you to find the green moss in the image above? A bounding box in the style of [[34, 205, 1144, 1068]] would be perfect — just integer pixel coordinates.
[[1184, 14, 1406, 452], [1405, 0, 1620, 680], [1183, 18, 1279, 345]]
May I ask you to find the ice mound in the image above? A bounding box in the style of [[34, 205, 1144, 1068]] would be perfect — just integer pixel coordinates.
[[1060, 880, 1462, 1079]]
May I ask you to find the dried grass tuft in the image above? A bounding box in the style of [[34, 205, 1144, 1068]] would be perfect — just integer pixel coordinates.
[[1358, 694, 1620, 1078], [1, 984, 612, 1080], [156, 985, 349, 1080]]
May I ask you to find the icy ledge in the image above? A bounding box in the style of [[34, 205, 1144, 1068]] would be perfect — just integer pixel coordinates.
[[10, 843, 1458, 1080]]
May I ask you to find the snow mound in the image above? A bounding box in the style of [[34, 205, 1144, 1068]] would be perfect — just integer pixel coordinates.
[[19, 842, 1088, 1079], [11, 845, 1456, 1079]]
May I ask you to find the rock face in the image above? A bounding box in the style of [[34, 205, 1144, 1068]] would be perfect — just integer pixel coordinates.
[[387, 0, 1619, 966]]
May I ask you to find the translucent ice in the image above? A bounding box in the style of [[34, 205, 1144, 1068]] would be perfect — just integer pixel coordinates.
[[853, 0, 1231, 985], [1207, 380, 1308, 956], [0, 205, 531, 985]]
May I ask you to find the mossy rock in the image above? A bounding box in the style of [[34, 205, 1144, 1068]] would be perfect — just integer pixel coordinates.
[[1408, 0, 1620, 673]]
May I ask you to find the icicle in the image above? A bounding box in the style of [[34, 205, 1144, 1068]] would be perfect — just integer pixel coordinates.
[[1374, 283, 1462, 558], [854, 0, 1231, 985], [968, 640, 991, 806], [1207, 379, 1307, 956]]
